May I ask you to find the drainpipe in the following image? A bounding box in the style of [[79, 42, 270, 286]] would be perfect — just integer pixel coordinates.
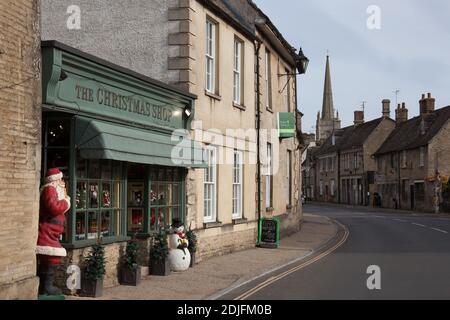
[[254, 38, 262, 240]]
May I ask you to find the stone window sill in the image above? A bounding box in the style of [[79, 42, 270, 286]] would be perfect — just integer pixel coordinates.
[[266, 107, 274, 113], [233, 102, 246, 111], [205, 90, 222, 101], [232, 217, 248, 225], [265, 207, 274, 213], [203, 221, 223, 229]]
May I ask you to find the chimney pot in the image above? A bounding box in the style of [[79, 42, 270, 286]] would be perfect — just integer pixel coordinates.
[[396, 102, 408, 125], [382, 99, 390, 118], [422, 94, 426, 99], [421, 92, 435, 115], [354, 110, 364, 125]]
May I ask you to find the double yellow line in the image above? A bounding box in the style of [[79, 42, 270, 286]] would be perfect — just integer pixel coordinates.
[[234, 221, 349, 300]]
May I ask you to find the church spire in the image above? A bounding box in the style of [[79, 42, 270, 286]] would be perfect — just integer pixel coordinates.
[[321, 55, 334, 120]]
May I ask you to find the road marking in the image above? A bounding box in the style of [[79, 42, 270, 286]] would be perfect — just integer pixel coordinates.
[[431, 227, 448, 234], [234, 221, 349, 300], [412, 223, 427, 227], [394, 218, 407, 222]]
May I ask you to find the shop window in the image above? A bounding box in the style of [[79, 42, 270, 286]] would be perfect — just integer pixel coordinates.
[[42, 116, 71, 242], [76, 158, 123, 241], [148, 167, 183, 232]]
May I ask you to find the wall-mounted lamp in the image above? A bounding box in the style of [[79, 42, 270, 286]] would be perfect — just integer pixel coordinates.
[[295, 47, 309, 74]]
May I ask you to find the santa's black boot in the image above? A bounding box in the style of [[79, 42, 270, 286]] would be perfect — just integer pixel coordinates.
[[43, 265, 62, 296]]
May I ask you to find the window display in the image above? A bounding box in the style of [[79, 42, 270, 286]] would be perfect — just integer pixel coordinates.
[[75, 158, 123, 241]]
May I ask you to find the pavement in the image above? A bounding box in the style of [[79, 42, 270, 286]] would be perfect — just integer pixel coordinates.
[[68, 213, 340, 300], [226, 203, 450, 300]]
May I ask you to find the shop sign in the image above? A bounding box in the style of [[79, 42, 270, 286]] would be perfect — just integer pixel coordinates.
[[42, 44, 191, 131], [277, 112, 295, 139]]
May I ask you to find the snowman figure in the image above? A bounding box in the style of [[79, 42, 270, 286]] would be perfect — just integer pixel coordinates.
[[168, 219, 191, 272]]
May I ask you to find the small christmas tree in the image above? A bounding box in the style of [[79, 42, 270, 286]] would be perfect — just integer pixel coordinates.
[[124, 239, 139, 270], [150, 229, 169, 261], [85, 242, 106, 281], [186, 228, 198, 254]]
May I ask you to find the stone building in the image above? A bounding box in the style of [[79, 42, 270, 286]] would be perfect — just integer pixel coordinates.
[[311, 100, 395, 205], [374, 94, 450, 212], [40, 0, 305, 289], [0, 0, 41, 299]]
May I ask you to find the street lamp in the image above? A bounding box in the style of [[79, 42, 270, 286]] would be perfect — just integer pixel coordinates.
[[296, 47, 309, 74]]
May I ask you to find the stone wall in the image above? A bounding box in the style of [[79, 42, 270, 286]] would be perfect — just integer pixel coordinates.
[[196, 223, 257, 261], [41, 0, 178, 84], [0, 0, 41, 299]]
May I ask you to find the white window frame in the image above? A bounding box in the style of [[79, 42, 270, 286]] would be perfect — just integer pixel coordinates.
[[319, 180, 323, 196], [419, 147, 425, 167], [203, 146, 217, 223], [265, 143, 273, 208], [205, 19, 216, 94], [232, 150, 243, 219], [233, 38, 242, 104], [265, 50, 271, 109], [331, 179, 335, 196]]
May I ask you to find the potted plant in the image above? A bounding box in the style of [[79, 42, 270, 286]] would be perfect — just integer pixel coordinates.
[[81, 242, 105, 298], [150, 229, 170, 276], [120, 238, 141, 286], [186, 227, 198, 268]]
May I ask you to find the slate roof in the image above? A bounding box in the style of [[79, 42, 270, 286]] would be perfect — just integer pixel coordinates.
[[375, 106, 450, 156], [316, 118, 386, 156]]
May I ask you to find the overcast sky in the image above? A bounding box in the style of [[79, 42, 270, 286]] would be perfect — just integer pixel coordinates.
[[254, 0, 450, 133]]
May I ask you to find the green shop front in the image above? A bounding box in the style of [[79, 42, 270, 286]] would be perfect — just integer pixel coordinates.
[[41, 41, 204, 285]]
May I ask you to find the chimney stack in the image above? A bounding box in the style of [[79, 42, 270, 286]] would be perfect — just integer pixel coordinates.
[[354, 110, 364, 125], [420, 92, 435, 115], [395, 102, 408, 124], [382, 99, 391, 118]]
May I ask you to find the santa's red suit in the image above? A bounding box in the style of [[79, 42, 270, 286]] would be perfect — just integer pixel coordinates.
[[36, 168, 71, 265]]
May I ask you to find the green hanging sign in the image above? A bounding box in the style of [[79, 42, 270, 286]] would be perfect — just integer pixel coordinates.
[[257, 217, 280, 248], [277, 112, 295, 139]]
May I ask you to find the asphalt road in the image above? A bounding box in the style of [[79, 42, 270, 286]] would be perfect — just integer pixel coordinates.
[[220, 204, 450, 300]]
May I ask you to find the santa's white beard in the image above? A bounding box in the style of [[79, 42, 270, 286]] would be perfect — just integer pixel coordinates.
[[54, 184, 66, 200]]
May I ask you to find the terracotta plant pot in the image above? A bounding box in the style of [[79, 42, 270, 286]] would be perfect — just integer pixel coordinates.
[[120, 266, 141, 286], [150, 258, 170, 276], [81, 277, 103, 298]]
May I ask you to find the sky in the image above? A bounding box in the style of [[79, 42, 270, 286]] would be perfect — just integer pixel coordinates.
[[254, 0, 450, 133]]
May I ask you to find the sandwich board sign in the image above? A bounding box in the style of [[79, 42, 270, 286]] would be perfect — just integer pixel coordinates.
[[258, 217, 280, 248]]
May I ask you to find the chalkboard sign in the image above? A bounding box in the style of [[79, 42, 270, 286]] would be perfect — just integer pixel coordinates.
[[258, 217, 280, 248]]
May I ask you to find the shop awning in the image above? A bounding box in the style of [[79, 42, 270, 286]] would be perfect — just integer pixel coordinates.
[[74, 117, 207, 168]]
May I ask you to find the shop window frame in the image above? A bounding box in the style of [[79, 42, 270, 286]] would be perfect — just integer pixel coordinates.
[[42, 114, 187, 248]]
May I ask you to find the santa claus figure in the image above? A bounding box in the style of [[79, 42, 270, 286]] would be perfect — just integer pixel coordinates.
[[36, 168, 71, 296]]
